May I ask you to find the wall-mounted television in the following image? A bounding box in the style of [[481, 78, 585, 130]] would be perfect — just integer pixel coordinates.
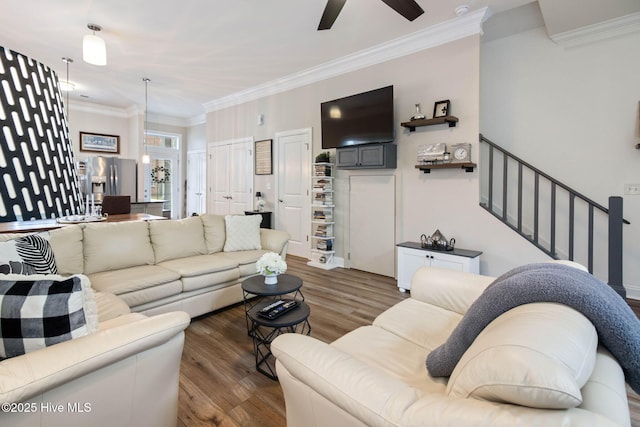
[[321, 85, 394, 149]]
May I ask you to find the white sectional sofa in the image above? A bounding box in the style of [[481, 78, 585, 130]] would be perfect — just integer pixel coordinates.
[[0, 213, 289, 426], [272, 265, 633, 427], [1, 214, 290, 317]]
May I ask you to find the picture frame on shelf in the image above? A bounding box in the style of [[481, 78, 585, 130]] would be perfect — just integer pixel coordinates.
[[433, 100, 451, 118], [79, 132, 120, 154]]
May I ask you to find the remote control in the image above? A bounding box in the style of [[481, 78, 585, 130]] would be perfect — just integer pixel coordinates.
[[258, 299, 299, 320], [259, 299, 285, 314]]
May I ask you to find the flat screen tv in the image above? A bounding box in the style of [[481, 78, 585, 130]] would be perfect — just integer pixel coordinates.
[[321, 85, 394, 149]]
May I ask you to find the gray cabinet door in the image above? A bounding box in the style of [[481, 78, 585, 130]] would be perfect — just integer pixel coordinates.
[[358, 145, 385, 166], [336, 147, 358, 167], [336, 144, 397, 169]]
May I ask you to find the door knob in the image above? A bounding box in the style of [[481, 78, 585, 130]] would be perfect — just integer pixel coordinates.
[[279, 199, 284, 203]]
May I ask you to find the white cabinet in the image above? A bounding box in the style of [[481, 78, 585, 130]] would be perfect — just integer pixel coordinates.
[[396, 242, 482, 292], [307, 163, 339, 270]]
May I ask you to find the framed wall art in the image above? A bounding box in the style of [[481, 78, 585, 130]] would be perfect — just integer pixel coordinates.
[[433, 100, 451, 118], [80, 132, 120, 154], [255, 139, 273, 175]]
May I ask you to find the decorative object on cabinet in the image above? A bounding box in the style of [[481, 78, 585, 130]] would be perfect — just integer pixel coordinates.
[[420, 229, 455, 251], [411, 103, 426, 121], [433, 99, 451, 118], [451, 143, 471, 163], [255, 191, 265, 212], [308, 161, 338, 270], [396, 241, 481, 292], [255, 139, 273, 175], [401, 116, 458, 131]]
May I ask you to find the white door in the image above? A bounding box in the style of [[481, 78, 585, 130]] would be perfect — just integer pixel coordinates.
[[228, 143, 253, 214], [276, 128, 311, 259], [187, 151, 206, 216], [349, 175, 396, 277], [209, 144, 231, 215], [207, 138, 253, 215]]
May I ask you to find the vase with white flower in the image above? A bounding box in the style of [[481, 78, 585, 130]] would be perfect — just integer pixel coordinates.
[[256, 252, 287, 285]]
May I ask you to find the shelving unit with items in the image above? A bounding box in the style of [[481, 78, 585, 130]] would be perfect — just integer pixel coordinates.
[[308, 162, 339, 270]]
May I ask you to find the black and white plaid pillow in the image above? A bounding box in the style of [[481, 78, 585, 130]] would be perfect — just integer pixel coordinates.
[[0, 275, 97, 359], [0, 234, 57, 275]]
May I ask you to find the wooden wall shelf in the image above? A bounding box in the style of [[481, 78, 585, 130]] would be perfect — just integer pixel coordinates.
[[415, 162, 476, 173], [401, 115, 459, 131]]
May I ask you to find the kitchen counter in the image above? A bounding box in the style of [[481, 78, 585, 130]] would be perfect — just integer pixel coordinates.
[[0, 213, 166, 234]]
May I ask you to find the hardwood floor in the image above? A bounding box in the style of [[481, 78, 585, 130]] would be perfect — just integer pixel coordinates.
[[178, 256, 640, 426]]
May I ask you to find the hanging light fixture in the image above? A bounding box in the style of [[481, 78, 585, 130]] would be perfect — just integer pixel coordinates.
[[142, 77, 151, 164], [60, 57, 75, 92], [83, 24, 107, 66]]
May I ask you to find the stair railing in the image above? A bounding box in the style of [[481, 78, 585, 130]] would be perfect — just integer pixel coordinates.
[[479, 134, 629, 297]]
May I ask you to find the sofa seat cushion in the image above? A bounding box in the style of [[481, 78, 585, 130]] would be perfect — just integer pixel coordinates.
[[332, 325, 447, 395], [219, 250, 269, 277], [94, 291, 131, 322], [373, 299, 462, 351], [88, 265, 182, 308], [158, 254, 241, 292]]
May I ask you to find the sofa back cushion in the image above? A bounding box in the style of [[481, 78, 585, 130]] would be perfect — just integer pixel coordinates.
[[48, 225, 84, 275], [446, 302, 597, 409], [200, 214, 226, 253], [83, 222, 155, 274], [149, 216, 207, 263]]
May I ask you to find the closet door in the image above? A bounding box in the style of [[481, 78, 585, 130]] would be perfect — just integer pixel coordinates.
[[207, 138, 253, 215], [348, 175, 396, 277]]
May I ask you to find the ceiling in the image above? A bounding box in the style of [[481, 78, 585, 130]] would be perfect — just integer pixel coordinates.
[[0, 0, 637, 122]]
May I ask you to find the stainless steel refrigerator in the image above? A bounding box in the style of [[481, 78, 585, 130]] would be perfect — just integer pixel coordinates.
[[77, 157, 137, 203]]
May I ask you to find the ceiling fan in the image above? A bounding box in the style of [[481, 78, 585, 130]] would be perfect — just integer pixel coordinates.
[[318, 0, 424, 30]]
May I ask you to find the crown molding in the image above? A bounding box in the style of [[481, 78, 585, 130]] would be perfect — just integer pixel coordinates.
[[204, 7, 492, 113], [550, 11, 640, 48], [68, 99, 204, 127]]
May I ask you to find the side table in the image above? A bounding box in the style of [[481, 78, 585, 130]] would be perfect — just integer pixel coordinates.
[[241, 274, 304, 335], [248, 300, 311, 380]]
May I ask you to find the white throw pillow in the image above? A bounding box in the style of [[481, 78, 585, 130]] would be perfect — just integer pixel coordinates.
[[446, 302, 597, 409], [223, 215, 262, 252], [0, 233, 57, 275]]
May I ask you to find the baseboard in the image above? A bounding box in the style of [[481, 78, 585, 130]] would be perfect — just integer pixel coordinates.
[[625, 283, 640, 300]]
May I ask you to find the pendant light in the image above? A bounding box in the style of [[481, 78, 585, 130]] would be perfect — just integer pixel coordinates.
[[142, 78, 151, 164], [60, 57, 75, 92], [83, 24, 107, 66]]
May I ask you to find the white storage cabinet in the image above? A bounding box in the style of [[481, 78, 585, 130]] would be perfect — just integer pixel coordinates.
[[396, 242, 482, 292]]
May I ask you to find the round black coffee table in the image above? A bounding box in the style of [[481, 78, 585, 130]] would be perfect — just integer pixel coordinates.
[[241, 274, 305, 335], [248, 299, 311, 380]]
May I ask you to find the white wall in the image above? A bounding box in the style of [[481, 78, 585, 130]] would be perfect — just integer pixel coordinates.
[[205, 34, 551, 277], [481, 26, 640, 296]]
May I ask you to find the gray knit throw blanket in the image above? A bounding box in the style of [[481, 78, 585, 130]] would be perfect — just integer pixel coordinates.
[[426, 262, 640, 394]]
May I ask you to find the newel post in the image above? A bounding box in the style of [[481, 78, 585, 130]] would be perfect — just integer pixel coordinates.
[[608, 196, 625, 298]]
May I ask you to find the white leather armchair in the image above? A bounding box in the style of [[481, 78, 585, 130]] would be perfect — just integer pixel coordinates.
[[0, 292, 190, 427]]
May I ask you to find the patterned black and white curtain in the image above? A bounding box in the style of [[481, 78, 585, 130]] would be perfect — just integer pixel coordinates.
[[0, 47, 83, 222]]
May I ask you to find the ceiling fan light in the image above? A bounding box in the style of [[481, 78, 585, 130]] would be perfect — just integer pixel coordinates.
[[83, 34, 107, 66]]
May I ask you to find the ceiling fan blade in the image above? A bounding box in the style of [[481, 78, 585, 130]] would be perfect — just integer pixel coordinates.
[[318, 0, 347, 30], [379, 0, 424, 22]]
